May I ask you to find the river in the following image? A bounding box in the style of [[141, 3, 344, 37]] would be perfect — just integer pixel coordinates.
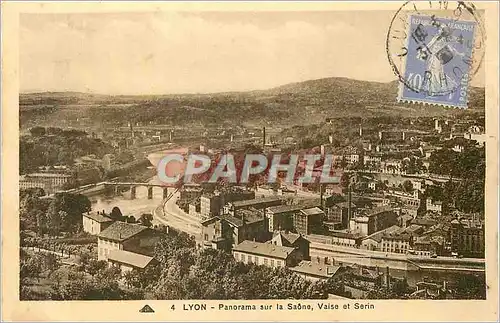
[[89, 177, 165, 219]]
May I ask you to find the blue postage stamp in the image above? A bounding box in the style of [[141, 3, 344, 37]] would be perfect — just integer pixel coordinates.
[[398, 15, 476, 108]]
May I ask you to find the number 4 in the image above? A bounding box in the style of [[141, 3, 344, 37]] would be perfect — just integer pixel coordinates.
[[171, 305, 175, 310]]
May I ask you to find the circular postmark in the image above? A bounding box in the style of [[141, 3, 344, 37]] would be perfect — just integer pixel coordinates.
[[386, 1, 485, 99]]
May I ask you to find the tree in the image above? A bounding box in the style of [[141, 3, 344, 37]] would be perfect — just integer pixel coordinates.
[[85, 259, 107, 276], [340, 158, 348, 170], [50, 267, 67, 290], [47, 193, 91, 232], [109, 206, 123, 221], [30, 126, 46, 137], [50, 267, 92, 300], [139, 213, 153, 227], [455, 274, 486, 299], [46, 208, 66, 236], [20, 253, 43, 282], [402, 180, 414, 193], [41, 252, 61, 275], [392, 277, 410, 297], [35, 211, 49, 236], [126, 216, 136, 223]]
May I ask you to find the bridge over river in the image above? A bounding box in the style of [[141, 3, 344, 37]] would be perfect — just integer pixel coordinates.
[[43, 180, 179, 200]]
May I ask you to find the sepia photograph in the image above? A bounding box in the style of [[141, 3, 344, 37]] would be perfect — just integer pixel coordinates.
[[2, 1, 499, 322]]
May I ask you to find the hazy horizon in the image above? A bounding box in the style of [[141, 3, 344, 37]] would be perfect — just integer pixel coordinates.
[[20, 11, 485, 95]]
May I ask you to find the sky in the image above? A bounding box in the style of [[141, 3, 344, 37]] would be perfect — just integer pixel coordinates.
[[20, 11, 484, 95]]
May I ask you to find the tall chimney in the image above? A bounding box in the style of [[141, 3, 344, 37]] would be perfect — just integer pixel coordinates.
[[347, 183, 352, 230], [262, 127, 266, 149], [320, 184, 324, 210]]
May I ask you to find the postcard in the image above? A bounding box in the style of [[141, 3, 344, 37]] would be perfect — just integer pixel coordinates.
[[1, 1, 498, 322]]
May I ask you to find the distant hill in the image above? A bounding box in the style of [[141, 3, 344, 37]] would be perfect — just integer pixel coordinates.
[[20, 77, 485, 128]]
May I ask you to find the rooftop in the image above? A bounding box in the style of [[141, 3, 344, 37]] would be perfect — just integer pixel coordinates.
[[290, 260, 341, 278], [268, 204, 306, 214], [235, 209, 265, 224], [335, 201, 357, 209], [362, 225, 403, 243], [405, 224, 423, 234], [23, 173, 72, 178], [300, 207, 325, 216], [221, 215, 244, 227], [98, 222, 148, 242], [411, 218, 438, 227], [273, 231, 306, 246], [231, 196, 283, 208], [233, 240, 295, 260], [83, 212, 114, 223], [382, 232, 412, 241], [328, 231, 364, 240], [362, 206, 395, 217], [107, 249, 155, 269]]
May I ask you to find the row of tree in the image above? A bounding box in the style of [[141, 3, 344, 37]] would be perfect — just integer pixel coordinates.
[[146, 232, 330, 300], [428, 145, 485, 214], [20, 249, 143, 300], [20, 191, 91, 236], [20, 134, 113, 174]]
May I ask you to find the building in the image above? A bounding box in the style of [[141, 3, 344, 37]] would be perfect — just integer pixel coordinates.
[[266, 204, 305, 232], [200, 194, 222, 219], [380, 232, 412, 254], [368, 180, 380, 191], [343, 265, 386, 298], [324, 202, 356, 231], [294, 207, 325, 235], [349, 207, 398, 236], [179, 185, 203, 201], [398, 213, 415, 228], [200, 189, 256, 220], [382, 159, 403, 174], [107, 249, 157, 273], [360, 225, 403, 251], [97, 222, 162, 261], [426, 198, 443, 213], [201, 210, 269, 249], [19, 173, 72, 194], [232, 240, 302, 268], [226, 196, 284, 215], [464, 126, 487, 146], [387, 188, 420, 209], [363, 154, 382, 169], [82, 211, 114, 235], [223, 188, 256, 205], [450, 217, 485, 257], [328, 231, 364, 248], [270, 232, 310, 260], [412, 235, 445, 256], [405, 223, 424, 235], [290, 259, 343, 282], [19, 176, 45, 190]]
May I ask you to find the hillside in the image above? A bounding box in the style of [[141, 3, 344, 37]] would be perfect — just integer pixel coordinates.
[[20, 77, 485, 128]]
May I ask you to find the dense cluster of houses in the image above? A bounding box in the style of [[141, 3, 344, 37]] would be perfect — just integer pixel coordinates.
[[77, 117, 485, 287]]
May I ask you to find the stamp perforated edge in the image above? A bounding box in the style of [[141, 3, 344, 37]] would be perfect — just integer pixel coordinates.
[[395, 12, 481, 109]]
